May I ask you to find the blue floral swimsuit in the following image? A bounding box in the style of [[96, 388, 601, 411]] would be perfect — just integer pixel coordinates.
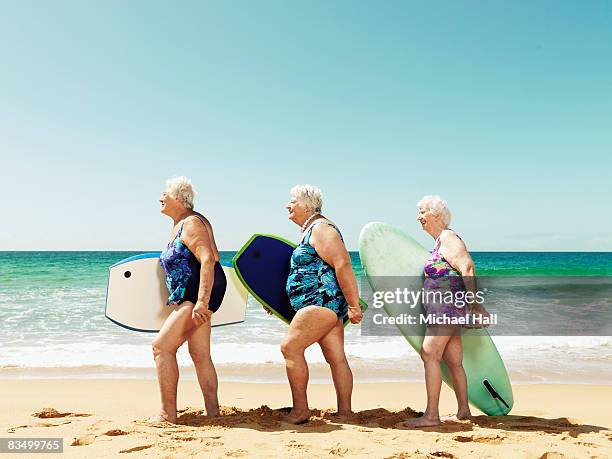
[[286, 221, 348, 319], [159, 216, 226, 311]]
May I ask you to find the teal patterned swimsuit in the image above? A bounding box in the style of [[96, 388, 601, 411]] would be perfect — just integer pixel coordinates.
[[285, 221, 348, 319]]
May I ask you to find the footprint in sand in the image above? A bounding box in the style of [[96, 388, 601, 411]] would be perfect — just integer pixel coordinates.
[[574, 440, 598, 447], [286, 439, 310, 451], [453, 434, 505, 445], [204, 440, 224, 447], [224, 450, 248, 457], [328, 445, 349, 456], [7, 421, 72, 433], [383, 452, 430, 459], [33, 407, 91, 419], [171, 435, 197, 442], [119, 444, 154, 453], [71, 434, 96, 446], [72, 428, 132, 446], [357, 427, 373, 432], [7, 407, 91, 433], [104, 429, 129, 436], [539, 453, 566, 459], [429, 452, 457, 459]]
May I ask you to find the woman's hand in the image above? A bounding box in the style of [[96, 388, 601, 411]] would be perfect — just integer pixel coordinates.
[[466, 302, 491, 328], [348, 304, 363, 324], [192, 301, 212, 325]]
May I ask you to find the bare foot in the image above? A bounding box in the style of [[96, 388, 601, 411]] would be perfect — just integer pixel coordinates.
[[441, 411, 472, 422], [147, 414, 177, 424], [330, 410, 356, 423], [205, 410, 220, 417], [400, 415, 441, 429], [282, 409, 311, 425]]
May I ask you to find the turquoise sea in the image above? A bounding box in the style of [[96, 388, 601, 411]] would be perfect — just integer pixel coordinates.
[[1, 251, 611, 383]]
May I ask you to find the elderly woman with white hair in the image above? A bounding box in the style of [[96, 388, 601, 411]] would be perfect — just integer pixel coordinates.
[[403, 195, 490, 428], [276, 184, 363, 424], [151, 176, 226, 423]]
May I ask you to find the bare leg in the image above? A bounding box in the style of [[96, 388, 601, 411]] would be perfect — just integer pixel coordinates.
[[151, 302, 198, 423], [188, 319, 219, 416], [319, 318, 353, 415], [441, 334, 471, 420], [280, 306, 338, 424], [402, 326, 453, 428]]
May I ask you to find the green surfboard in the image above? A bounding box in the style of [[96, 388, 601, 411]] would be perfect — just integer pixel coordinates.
[[359, 222, 513, 416]]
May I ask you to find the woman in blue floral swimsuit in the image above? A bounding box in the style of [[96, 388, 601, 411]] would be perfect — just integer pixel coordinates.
[[151, 176, 224, 424], [286, 221, 349, 319], [275, 185, 363, 424]]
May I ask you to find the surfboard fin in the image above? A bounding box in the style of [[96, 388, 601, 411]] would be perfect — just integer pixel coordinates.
[[482, 379, 510, 410]]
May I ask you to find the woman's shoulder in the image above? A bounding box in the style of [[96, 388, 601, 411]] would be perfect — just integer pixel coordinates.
[[181, 214, 210, 234], [309, 219, 344, 247], [310, 219, 340, 235], [185, 213, 210, 225], [439, 229, 467, 250], [439, 229, 463, 243]]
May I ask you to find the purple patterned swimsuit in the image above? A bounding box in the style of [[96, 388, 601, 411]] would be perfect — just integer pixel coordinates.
[[422, 233, 468, 325]]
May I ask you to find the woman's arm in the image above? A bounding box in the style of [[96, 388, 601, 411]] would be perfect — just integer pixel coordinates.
[[438, 230, 477, 293], [193, 212, 220, 262], [310, 223, 362, 323], [181, 216, 216, 324], [439, 231, 489, 321]]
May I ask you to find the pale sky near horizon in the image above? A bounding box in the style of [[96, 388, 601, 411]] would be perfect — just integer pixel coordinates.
[[1, 1, 610, 251]]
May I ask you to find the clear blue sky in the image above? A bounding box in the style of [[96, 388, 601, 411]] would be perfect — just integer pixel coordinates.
[[1, 1, 610, 251]]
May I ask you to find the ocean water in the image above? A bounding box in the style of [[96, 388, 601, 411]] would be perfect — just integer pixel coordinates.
[[0, 251, 611, 384]]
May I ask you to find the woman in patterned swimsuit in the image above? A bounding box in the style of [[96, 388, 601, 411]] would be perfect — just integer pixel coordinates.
[[402, 195, 490, 429], [151, 176, 226, 423], [277, 185, 363, 424]]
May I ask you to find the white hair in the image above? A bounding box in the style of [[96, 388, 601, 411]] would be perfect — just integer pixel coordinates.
[[165, 176, 197, 209], [417, 195, 451, 226], [291, 184, 323, 213]]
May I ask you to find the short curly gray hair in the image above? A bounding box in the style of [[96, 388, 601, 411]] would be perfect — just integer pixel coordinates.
[[290, 184, 323, 213], [417, 195, 451, 226], [165, 176, 197, 210]]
